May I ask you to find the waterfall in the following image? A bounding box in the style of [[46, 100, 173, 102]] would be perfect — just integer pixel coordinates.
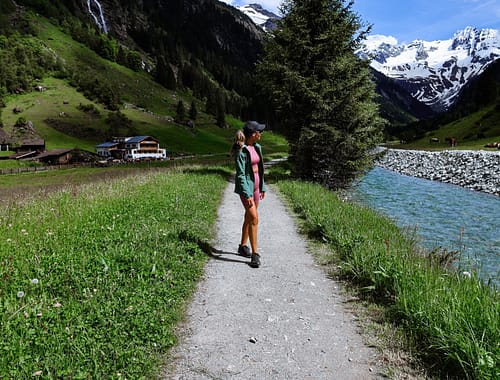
[[87, 0, 108, 34]]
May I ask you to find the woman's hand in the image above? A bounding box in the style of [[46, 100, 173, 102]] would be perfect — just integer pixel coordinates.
[[245, 197, 254, 208], [260, 192, 266, 200]]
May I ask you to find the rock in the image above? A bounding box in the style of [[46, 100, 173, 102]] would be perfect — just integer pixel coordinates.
[[377, 149, 500, 196]]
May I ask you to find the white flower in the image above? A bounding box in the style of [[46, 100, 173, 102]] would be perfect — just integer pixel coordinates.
[[31, 278, 39, 285], [462, 271, 472, 278], [17, 291, 25, 298]]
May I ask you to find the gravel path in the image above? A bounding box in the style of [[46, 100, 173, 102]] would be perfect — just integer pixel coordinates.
[[163, 181, 382, 379]]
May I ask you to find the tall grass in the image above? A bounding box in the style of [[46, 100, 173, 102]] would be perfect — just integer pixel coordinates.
[[275, 179, 499, 379], [0, 166, 229, 378]]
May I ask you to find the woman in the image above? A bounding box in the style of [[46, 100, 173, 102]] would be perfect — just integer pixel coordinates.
[[232, 121, 266, 268]]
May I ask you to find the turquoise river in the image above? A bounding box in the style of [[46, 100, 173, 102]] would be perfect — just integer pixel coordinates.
[[353, 167, 499, 287]]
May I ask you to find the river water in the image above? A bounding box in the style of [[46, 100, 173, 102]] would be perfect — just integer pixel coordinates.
[[352, 167, 500, 286]]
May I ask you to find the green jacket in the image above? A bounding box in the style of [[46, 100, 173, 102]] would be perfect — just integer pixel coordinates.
[[234, 143, 266, 199]]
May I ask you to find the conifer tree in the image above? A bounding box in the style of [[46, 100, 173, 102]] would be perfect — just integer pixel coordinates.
[[215, 89, 226, 128], [189, 100, 198, 121], [257, 0, 383, 189], [176, 100, 185, 123]]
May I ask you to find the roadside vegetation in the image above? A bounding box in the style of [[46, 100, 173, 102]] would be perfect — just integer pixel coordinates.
[[269, 164, 499, 380], [0, 165, 229, 378]]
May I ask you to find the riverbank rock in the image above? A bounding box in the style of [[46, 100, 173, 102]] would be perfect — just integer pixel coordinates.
[[376, 149, 500, 196]]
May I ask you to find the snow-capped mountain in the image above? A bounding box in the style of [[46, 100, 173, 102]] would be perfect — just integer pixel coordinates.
[[237, 3, 280, 31], [357, 27, 500, 112]]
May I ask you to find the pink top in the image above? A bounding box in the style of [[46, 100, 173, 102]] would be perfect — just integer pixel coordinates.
[[246, 145, 261, 202], [247, 145, 260, 169]]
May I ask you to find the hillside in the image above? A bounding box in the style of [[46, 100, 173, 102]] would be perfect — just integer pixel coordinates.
[[0, 3, 286, 157], [0, 17, 218, 154]]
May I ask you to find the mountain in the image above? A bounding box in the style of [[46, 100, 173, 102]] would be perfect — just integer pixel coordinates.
[[237, 3, 281, 31], [2, 0, 265, 106], [357, 27, 500, 112], [371, 68, 436, 126], [0, 0, 271, 153]]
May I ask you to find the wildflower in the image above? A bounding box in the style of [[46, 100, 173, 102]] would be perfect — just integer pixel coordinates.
[[53, 302, 62, 308], [31, 278, 39, 285], [462, 271, 472, 278], [6, 238, 12, 243], [32, 370, 42, 376], [17, 291, 25, 298]]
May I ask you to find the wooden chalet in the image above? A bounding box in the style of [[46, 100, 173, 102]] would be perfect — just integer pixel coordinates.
[[96, 136, 167, 161], [35, 148, 74, 165], [14, 139, 46, 154]]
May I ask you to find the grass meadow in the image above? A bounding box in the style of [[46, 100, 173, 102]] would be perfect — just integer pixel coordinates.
[[0, 166, 229, 378], [271, 172, 499, 380], [2, 159, 497, 379]]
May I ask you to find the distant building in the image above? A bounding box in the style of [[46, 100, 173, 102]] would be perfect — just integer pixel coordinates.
[[96, 136, 167, 160], [95, 141, 119, 158], [14, 139, 46, 154], [0, 128, 10, 152], [35, 148, 74, 165]]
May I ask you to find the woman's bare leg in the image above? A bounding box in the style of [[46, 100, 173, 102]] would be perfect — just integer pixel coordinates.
[[240, 221, 249, 247], [245, 205, 259, 253]]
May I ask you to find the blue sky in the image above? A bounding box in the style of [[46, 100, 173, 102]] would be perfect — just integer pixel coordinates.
[[221, 0, 500, 43]]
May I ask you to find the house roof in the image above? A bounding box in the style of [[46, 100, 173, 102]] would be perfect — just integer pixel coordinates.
[[96, 141, 119, 148], [0, 128, 10, 143], [36, 148, 73, 159], [125, 135, 158, 143], [21, 139, 45, 146]]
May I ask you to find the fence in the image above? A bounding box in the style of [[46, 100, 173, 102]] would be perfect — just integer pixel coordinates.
[[0, 162, 94, 175]]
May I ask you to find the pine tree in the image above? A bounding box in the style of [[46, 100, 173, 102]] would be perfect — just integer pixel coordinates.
[[215, 89, 226, 128], [176, 100, 185, 123], [256, 0, 383, 189], [189, 100, 198, 121]]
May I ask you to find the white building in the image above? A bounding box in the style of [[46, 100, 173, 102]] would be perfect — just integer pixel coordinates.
[[96, 136, 167, 160]]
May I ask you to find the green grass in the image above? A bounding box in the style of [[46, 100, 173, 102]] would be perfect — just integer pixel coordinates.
[[0, 159, 41, 170], [401, 104, 500, 150], [0, 166, 230, 378], [3, 77, 106, 151], [271, 174, 499, 379]]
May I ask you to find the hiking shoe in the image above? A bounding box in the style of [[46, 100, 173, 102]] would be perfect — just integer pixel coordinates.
[[249, 253, 261, 268], [237, 244, 251, 258]]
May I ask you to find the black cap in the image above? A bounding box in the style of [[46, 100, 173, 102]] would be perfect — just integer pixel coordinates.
[[243, 120, 266, 133]]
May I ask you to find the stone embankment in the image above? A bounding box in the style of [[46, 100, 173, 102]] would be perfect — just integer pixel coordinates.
[[376, 149, 500, 196]]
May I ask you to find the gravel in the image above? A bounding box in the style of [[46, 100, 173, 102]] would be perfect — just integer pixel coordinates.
[[377, 148, 500, 195], [162, 182, 382, 379]]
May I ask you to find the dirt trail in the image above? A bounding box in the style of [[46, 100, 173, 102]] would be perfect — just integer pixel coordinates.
[[163, 181, 382, 379]]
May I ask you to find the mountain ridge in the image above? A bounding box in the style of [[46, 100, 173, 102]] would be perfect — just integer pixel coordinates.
[[236, 3, 281, 31], [357, 27, 500, 112]]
